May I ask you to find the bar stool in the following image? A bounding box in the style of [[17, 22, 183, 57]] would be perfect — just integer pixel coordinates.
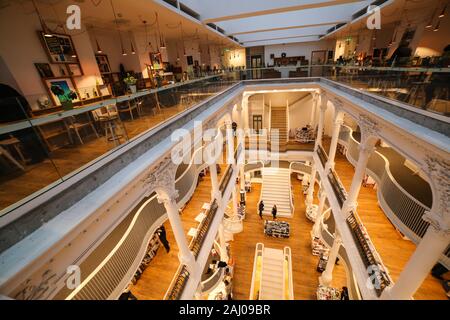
[[92, 104, 126, 146]]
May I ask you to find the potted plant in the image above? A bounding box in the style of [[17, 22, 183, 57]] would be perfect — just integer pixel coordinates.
[[50, 84, 78, 110], [123, 73, 137, 93]]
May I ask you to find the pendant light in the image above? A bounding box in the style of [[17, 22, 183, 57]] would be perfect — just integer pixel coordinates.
[[91, 26, 103, 53], [439, 4, 447, 18], [155, 12, 166, 50], [129, 32, 136, 54], [434, 19, 441, 32], [32, 0, 53, 37], [180, 22, 187, 56], [110, 0, 126, 56]]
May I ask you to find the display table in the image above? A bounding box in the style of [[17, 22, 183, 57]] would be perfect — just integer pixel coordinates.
[[264, 220, 290, 238], [316, 285, 341, 300], [311, 236, 329, 256], [295, 126, 315, 143]]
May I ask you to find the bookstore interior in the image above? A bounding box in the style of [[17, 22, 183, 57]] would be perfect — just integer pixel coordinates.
[[0, 0, 449, 304]]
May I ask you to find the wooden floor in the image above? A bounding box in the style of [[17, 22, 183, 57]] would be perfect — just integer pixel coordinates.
[[230, 179, 347, 300], [0, 106, 180, 211]]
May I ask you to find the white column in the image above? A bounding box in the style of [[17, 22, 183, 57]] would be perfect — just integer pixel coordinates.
[[310, 92, 318, 126], [312, 190, 327, 237], [159, 194, 196, 272], [315, 92, 327, 151], [342, 142, 376, 216], [226, 121, 235, 166], [319, 233, 342, 286], [218, 223, 229, 261], [209, 163, 221, 201], [325, 115, 343, 172], [232, 186, 238, 216], [381, 221, 450, 300], [305, 164, 317, 207]]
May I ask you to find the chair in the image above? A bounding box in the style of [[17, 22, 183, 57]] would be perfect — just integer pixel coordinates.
[[117, 98, 142, 120], [0, 136, 25, 171], [64, 114, 99, 145], [92, 104, 126, 146]]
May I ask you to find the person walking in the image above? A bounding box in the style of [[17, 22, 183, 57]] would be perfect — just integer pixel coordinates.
[[258, 200, 265, 219], [157, 225, 170, 253], [272, 205, 277, 220]]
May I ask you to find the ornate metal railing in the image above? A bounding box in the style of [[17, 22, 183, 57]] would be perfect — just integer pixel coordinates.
[[219, 165, 234, 196], [317, 144, 328, 168], [327, 170, 348, 207], [189, 200, 219, 259], [165, 265, 190, 300], [346, 212, 392, 297]]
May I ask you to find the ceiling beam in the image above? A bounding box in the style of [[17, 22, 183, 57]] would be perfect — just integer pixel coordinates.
[[229, 21, 345, 36], [242, 36, 323, 47], [201, 0, 367, 23], [242, 34, 322, 45]]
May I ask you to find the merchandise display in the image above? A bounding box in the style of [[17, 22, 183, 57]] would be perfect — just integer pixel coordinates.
[[317, 253, 329, 273], [295, 125, 315, 143], [311, 236, 329, 256], [306, 204, 318, 222], [316, 285, 341, 300], [264, 220, 290, 238]]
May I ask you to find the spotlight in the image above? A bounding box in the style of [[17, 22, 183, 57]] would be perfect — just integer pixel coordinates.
[[434, 20, 440, 32]]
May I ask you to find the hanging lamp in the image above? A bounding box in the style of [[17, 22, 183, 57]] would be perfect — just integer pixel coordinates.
[[110, 0, 126, 56], [439, 4, 447, 18], [32, 0, 53, 37]]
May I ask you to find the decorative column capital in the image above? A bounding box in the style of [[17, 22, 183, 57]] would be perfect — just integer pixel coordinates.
[[359, 114, 380, 143], [331, 97, 344, 111], [333, 117, 344, 126], [422, 156, 450, 231], [142, 156, 179, 204]]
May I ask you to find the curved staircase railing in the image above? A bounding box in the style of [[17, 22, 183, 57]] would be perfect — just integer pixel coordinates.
[[340, 126, 449, 268]]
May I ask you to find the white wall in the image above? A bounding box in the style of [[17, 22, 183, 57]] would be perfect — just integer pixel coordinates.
[[264, 40, 335, 66], [288, 94, 313, 133], [0, 2, 102, 109]]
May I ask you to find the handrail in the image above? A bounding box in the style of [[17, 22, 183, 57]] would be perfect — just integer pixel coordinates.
[[249, 243, 264, 300], [283, 247, 294, 300], [189, 200, 219, 259], [219, 165, 234, 196], [164, 264, 190, 300], [317, 144, 328, 167], [327, 169, 348, 208]]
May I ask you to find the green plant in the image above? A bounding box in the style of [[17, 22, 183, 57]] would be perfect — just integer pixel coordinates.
[[123, 73, 137, 86]]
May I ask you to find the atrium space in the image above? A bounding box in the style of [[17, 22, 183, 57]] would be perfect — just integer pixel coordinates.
[[0, 0, 449, 306]]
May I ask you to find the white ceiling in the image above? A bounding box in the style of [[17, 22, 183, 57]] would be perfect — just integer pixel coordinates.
[[178, 0, 374, 46]]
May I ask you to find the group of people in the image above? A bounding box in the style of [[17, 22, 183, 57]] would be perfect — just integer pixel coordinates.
[[258, 200, 277, 220]]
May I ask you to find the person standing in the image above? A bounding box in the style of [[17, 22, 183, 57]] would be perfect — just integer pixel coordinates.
[[258, 200, 265, 219], [157, 225, 170, 253], [272, 205, 277, 220]]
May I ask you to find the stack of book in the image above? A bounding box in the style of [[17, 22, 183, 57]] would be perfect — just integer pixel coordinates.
[[264, 220, 290, 238], [311, 236, 329, 256]]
